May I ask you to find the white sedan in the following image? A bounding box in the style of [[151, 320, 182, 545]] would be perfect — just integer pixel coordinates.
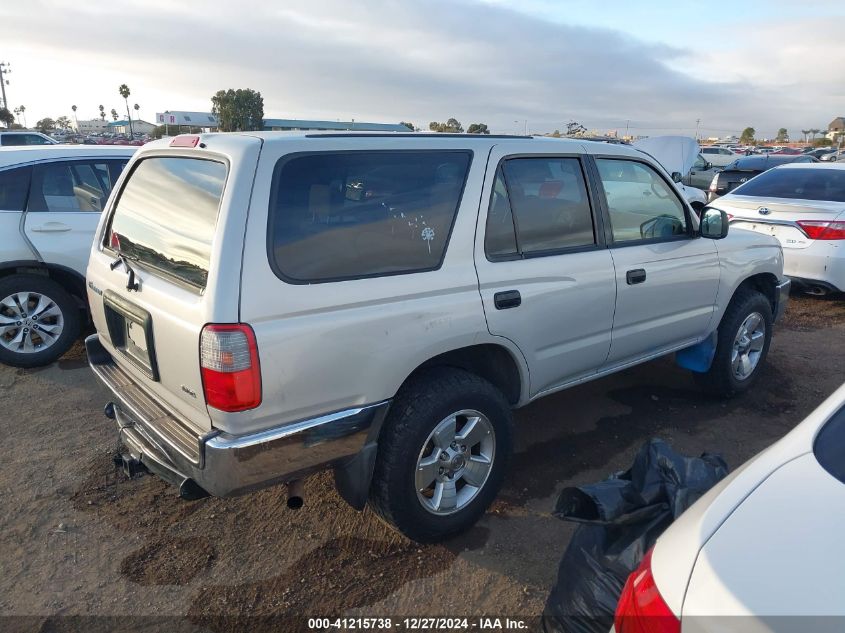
[[614, 382, 845, 633], [705, 162, 845, 294]]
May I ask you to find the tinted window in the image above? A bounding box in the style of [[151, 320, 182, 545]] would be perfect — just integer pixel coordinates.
[[107, 157, 227, 289], [596, 159, 688, 243], [813, 406, 845, 484], [269, 151, 471, 282], [732, 167, 845, 202], [0, 166, 31, 211], [28, 160, 127, 213], [702, 148, 717, 154], [485, 157, 595, 258], [0, 134, 51, 146]]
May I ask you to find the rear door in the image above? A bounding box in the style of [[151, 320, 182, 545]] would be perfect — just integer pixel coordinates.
[[23, 158, 128, 275], [474, 145, 616, 396], [592, 155, 720, 368]]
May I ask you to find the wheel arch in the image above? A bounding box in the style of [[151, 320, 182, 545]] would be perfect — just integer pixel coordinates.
[[734, 272, 779, 315], [0, 260, 88, 310]]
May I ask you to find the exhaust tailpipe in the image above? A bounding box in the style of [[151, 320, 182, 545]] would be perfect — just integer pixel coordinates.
[[287, 479, 304, 509], [804, 285, 830, 296]]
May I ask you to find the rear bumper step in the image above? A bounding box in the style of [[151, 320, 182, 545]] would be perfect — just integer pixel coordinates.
[[86, 334, 390, 498]]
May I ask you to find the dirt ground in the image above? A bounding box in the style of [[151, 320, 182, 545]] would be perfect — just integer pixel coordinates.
[[1, 293, 843, 632]]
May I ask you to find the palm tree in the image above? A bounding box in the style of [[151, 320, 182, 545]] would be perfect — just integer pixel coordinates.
[[110, 108, 118, 124], [18, 104, 25, 127], [134, 103, 140, 119], [801, 129, 811, 143], [99, 104, 105, 123], [71, 104, 78, 132], [118, 84, 134, 137], [810, 128, 821, 141]]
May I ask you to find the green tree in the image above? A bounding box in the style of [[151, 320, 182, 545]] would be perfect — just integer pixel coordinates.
[[776, 128, 788, 142], [812, 137, 833, 147], [119, 84, 134, 136], [0, 107, 14, 128], [467, 123, 490, 134], [551, 129, 561, 137], [110, 108, 118, 121], [399, 121, 415, 131], [211, 88, 265, 132], [740, 127, 756, 144], [56, 116, 71, 131], [429, 118, 463, 133], [35, 117, 56, 133]]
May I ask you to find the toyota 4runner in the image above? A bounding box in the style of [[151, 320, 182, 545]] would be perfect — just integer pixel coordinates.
[[85, 132, 789, 542]]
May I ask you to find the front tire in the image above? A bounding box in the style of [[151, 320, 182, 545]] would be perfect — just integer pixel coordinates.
[[0, 274, 81, 368], [694, 288, 773, 397], [369, 368, 513, 543]]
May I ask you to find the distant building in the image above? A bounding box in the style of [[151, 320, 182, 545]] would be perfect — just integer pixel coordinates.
[[262, 118, 410, 132], [827, 117, 845, 140], [108, 119, 156, 135], [155, 111, 219, 129], [74, 119, 110, 134]]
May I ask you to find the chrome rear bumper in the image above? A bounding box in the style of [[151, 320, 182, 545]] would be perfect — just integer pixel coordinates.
[[86, 334, 390, 498]]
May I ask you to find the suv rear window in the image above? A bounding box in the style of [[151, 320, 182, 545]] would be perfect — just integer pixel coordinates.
[[268, 151, 471, 282], [106, 157, 227, 290]]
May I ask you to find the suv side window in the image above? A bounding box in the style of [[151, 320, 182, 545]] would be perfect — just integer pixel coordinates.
[[269, 151, 471, 283], [485, 157, 596, 258], [0, 166, 32, 211], [27, 159, 127, 213], [595, 158, 688, 243]]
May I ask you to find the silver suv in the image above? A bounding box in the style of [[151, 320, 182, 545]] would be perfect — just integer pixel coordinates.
[[86, 132, 789, 542]]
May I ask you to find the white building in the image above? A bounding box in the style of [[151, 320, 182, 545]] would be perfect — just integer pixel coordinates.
[[108, 119, 156, 135], [74, 119, 110, 134]]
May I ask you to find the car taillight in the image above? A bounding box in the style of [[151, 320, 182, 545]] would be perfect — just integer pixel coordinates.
[[200, 324, 261, 412], [797, 220, 845, 240], [614, 548, 680, 633]]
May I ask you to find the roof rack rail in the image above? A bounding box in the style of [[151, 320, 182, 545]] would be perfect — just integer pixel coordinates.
[[303, 132, 533, 139]]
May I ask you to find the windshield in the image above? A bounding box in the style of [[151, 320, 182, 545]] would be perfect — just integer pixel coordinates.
[[106, 156, 227, 290], [731, 167, 845, 202]]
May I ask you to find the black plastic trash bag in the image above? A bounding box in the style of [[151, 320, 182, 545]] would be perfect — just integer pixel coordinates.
[[542, 438, 728, 633]]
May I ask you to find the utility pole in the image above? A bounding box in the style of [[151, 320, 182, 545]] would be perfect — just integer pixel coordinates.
[[695, 118, 701, 140], [0, 62, 11, 110]]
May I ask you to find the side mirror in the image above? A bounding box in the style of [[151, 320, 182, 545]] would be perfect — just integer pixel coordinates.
[[671, 171, 683, 183], [700, 208, 729, 239], [704, 161, 713, 170]]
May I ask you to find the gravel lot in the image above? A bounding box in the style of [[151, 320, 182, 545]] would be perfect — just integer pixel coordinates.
[[1, 293, 843, 632]]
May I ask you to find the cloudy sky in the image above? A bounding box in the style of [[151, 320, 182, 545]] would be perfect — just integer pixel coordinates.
[[4, 0, 844, 138]]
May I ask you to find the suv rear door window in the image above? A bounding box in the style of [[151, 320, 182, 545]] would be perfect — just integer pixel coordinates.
[[268, 151, 471, 282], [106, 157, 227, 290], [485, 157, 596, 258], [596, 158, 688, 243], [0, 166, 31, 211]]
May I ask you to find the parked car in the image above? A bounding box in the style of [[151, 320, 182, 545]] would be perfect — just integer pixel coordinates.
[[820, 148, 844, 162], [632, 136, 712, 209], [706, 162, 845, 295], [772, 147, 802, 155], [700, 145, 739, 167], [0, 131, 58, 146], [684, 153, 722, 191], [85, 132, 788, 543], [708, 154, 819, 200], [0, 145, 136, 367], [614, 381, 845, 633], [805, 147, 838, 159]]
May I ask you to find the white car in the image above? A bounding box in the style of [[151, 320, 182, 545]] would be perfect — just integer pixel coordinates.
[[700, 145, 739, 167], [820, 148, 843, 162], [0, 130, 58, 146], [0, 145, 136, 367], [614, 381, 845, 633], [706, 162, 845, 294]]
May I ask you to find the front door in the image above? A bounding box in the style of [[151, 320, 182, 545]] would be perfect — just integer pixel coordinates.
[[474, 146, 617, 397], [593, 156, 720, 368]]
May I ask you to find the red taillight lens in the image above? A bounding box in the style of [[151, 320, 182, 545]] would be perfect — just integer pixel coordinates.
[[797, 220, 845, 240], [614, 548, 680, 633], [200, 324, 261, 412]]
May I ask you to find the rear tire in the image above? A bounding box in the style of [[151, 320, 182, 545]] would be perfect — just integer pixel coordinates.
[[369, 367, 513, 543], [694, 289, 772, 397], [0, 274, 81, 368]]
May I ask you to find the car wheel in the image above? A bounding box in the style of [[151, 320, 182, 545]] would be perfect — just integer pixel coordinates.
[[369, 367, 513, 543], [694, 289, 773, 397], [0, 274, 81, 368]]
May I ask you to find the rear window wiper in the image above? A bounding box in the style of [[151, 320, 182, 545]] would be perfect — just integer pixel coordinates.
[[110, 253, 140, 292]]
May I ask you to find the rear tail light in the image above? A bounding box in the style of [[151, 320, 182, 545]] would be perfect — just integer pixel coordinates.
[[200, 324, 262, 412], [614, 548, 680, 633], [797, 220, 845, 240]]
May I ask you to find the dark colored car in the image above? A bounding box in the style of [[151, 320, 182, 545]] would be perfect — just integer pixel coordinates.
[[707, 154, 819, 200]]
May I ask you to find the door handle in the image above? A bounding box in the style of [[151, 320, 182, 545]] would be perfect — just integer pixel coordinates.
[[626, 269, 647, 285], [494, 290, 521, 310], [30, 222, 71, 233]]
